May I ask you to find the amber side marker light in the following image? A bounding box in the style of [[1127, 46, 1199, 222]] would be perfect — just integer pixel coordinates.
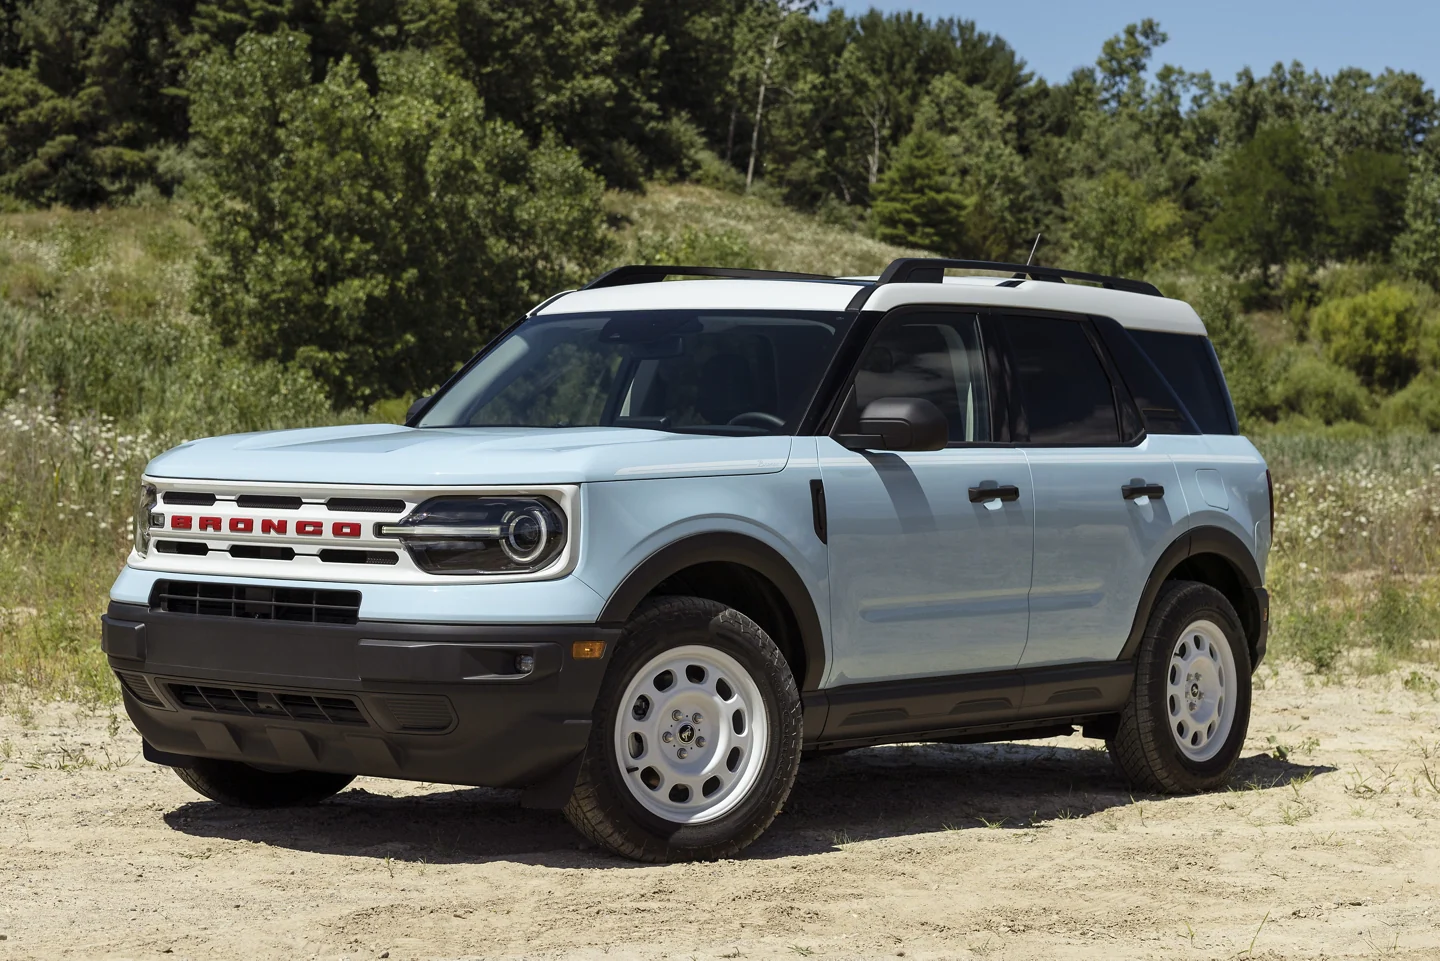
[[572, 641, 607, 659]]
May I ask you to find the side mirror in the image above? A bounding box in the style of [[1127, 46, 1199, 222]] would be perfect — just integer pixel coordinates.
[[838, 397, 948, 452], [405, 395, 432, 424]]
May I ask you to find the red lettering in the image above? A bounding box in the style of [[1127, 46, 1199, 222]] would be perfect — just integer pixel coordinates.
[[199, 516, 221, 532], [333, 522, 361, 538], [229, 517, 253, 534], [296, 520, 323, 536], [261, 518, 288, 535], [170, 515, 192, 530]]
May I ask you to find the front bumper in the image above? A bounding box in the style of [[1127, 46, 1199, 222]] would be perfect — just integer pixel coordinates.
[[102, 602, 620, 799]]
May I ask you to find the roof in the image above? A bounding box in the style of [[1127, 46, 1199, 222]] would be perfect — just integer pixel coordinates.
[[536, 277, 1208, 336]]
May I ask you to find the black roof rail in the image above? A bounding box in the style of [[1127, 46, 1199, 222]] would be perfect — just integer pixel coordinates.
[[872, 258, 1163, 298], [584, 264, 841, 289]]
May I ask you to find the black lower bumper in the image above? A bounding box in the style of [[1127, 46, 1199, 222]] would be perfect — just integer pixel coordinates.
[[102, 602, 620, 802]]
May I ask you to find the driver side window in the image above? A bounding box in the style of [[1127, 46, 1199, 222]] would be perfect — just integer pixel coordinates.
[[839, 311, 991, 444]]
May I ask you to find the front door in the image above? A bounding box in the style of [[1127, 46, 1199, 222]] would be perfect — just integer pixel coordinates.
[[818, 309, 1035, 686]]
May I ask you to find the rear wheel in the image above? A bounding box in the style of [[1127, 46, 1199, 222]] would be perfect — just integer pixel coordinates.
[[1108, 580, 1252, 794], [563, 596, 802, 862], [174, 757, 355, 808]]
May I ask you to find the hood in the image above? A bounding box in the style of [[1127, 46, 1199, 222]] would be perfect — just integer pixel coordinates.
[[144, 424, 794, 486]]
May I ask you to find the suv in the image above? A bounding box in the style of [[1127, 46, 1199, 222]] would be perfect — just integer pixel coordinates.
[[103, 258, 1271, 862]]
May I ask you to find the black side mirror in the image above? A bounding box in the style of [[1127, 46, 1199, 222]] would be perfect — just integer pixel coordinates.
[[405, 395, 432, 424], [838, 397, 948, 452]]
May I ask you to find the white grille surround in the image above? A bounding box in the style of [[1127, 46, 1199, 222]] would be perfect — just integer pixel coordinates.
[[132, 478, 580, 585]]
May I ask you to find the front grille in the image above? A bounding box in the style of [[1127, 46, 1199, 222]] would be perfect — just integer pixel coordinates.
[[318, 549, 399, 565], [156, 539, 208, 556], [162, 491, 217, 506], [326, 497, 406, 513], [168, 683, 367, 726], [151, 580, 361, 625], [116, 671, 165, 707], [229, 544, 297, 561], [236, 494, 304, 510]]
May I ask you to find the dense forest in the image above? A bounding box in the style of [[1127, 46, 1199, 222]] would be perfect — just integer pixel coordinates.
[[2, 0, 1440, 427]]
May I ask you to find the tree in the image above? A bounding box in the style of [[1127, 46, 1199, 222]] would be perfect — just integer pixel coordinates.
[[1324, 149, 1409, 260], [1202, 123, 1322, 277], [1096, 19, 1168, 112], [869, 127, 965, 253], [0, 0, 192, 206], [1394, 155, 1440, 288], [1064, 171, 1189, 277], [909, 74, 1032, 259], [188, 30, 610, 408]]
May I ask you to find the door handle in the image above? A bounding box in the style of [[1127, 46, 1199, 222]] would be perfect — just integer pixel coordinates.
[[969, 484, 1020, 503], [1122, 483, 1165, 500]]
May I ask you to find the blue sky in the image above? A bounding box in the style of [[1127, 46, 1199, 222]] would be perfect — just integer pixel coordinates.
[[831, 1, 1437, 88]]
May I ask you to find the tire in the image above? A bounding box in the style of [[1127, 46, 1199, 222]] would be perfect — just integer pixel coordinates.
[[173, 757, 355, 808], [563, 596, 803, 862], [1108, 580, 1253, 794]]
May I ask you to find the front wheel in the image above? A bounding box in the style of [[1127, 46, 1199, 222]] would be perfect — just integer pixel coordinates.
[[1108, 580, 1253, 794], [563, 596, 802, 862]]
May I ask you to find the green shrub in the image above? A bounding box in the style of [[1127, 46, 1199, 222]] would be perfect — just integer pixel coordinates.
[[1274, 597, 1351, 673], [631, 225, 757, 268], [188, 31, 611, 409], [1269, 351, 1371, 424], [1310, 282, 1423, 389], [1378, 372, 1440, 431], [1365, 578, 1427, 657], [0, 303, 337, 440], [689, 148, 746, 195]]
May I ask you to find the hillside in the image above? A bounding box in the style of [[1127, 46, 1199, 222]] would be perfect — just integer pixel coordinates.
[[608, 184, 929, 275]]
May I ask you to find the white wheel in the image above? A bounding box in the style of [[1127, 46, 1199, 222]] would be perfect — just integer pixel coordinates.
[[1165, 619, 1237, 763], [613, 644, 769, 824]]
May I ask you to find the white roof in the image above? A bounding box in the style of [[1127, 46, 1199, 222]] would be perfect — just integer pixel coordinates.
[[537, 277, 1208, 336]]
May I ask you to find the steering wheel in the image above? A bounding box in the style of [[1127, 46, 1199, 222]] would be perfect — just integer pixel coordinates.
[[727, 411, 785, 430]]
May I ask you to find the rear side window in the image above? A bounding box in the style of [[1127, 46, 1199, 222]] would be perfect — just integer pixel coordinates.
[[1129, 330, 1237, 435], [1002, 316, 1120, 445]]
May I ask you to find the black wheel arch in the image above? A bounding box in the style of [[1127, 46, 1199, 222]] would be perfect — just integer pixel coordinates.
[[1121, 526, 1268, 669], [598, 532, 827, 693]]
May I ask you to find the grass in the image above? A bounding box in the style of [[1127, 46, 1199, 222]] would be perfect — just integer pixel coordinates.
[[606, 183, 927, 276], [4, 189, 1440, 708]]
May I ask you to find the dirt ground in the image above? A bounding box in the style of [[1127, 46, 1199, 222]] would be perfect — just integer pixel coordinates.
[[2, 666, 1439, 961]]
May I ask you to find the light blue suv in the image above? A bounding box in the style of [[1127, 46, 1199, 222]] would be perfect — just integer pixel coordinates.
[[103, 258, 1272, 862]]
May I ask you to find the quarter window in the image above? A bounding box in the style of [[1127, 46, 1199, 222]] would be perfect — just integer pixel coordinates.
[[1003, 316, 1121, 445]]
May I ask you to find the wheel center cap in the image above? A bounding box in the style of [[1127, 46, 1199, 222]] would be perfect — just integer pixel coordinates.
[[677, 724, 695, 744]]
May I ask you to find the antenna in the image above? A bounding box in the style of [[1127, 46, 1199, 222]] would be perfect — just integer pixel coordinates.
[[1026, 233, 1043, 266]]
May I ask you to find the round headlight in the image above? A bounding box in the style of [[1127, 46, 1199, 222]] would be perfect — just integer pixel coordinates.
[[378, 496, 567, 575], [501, 507, 550, 565]]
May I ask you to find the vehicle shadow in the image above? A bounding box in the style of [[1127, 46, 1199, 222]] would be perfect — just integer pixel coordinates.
[[160, 739, 1335, 868]]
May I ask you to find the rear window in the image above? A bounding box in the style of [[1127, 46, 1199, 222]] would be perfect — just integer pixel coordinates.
[[1129, 330, 1237, 435]]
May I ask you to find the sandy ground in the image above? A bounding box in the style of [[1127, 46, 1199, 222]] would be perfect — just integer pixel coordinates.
[[2, 665, 1440, 961]]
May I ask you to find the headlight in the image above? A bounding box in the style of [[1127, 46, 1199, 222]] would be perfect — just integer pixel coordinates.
[[134, 483, 158, 557], [378, 496, 567, 575]]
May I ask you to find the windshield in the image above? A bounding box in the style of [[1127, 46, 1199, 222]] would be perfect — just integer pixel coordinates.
[[418, 309, 855, 435]]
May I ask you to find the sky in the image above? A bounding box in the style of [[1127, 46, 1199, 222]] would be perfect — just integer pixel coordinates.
[[831, 1, 1438, 89]]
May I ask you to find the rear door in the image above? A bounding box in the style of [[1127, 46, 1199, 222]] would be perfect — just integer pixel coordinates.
[[818, 308, 1034, 685], [995, 313, 1184, 667]]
